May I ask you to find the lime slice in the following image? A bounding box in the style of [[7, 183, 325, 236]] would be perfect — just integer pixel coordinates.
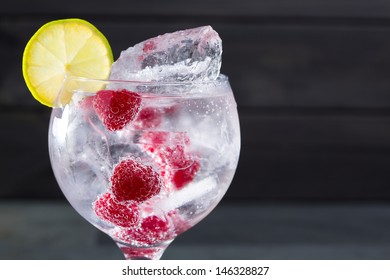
[[22, 18, 113, 107]]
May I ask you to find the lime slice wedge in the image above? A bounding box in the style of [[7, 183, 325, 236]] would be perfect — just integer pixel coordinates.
[[22, 18, 113, 107]]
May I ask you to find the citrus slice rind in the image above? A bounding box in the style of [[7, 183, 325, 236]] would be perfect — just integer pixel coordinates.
[[22, 18, 113, 107]]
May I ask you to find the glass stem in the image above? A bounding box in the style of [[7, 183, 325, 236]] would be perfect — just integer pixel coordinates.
[[115, 241, 172, 260]]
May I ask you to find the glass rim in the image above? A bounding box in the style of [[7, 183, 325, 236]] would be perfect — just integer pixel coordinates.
[[65, 73, 229, 86]]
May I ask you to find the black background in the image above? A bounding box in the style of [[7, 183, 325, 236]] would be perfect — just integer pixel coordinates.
[[2, 0, 390, 202]]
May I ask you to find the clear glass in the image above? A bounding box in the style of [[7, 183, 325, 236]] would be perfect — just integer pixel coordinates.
[[48, 75, 240, 260]]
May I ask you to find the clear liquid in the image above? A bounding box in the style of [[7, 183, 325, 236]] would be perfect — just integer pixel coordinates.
[[49, 84, 240, 246]]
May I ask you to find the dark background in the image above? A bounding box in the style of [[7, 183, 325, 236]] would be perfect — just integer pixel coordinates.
[[2, 0, 390, 260], [2, 0, 390, 202]]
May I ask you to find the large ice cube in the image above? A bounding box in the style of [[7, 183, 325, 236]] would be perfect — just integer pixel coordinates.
[[110, 26, 222, 82]]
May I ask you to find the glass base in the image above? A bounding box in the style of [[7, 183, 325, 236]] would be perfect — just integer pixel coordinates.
[[115, 240, 173, 260]]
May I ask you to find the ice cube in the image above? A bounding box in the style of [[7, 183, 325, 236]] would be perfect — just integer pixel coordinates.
[[110, 26, 222, 82], [156, 176, 218, 213]]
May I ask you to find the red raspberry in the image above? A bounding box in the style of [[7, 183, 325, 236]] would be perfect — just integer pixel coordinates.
[[93, 192, 139, 227], [134, 105, 178, 130], [135, 107, 163, 129], [140, 131, 175, 147], [115, 215, 174, 246], [136, 215, 171, 244], [159, 145, 200, 189], [93, 89, 141, 131], [141, 132, 200, 190], [111, 158, 162, 202], [171, 157, 201, 190]]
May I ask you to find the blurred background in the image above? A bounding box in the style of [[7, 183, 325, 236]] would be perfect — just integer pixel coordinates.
[[2, 0, 390, 259]]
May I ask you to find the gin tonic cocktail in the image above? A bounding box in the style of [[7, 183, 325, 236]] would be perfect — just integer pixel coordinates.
[[48, 75, 240, 259], [22, 18, 240, 259]]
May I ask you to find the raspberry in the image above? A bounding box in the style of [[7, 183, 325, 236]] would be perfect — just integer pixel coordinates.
[[93, 192, 139, 227], [140, 131, 178, 148], [137, 216, 171, 244], [115, 215, 174, 246], [135, 107, 163, 129], [160, 145, 200, 189], [111, 158, 162, 202], [134, 105, 178, 130], [141, 131, 200, 190], [172, 158, 201, 190], [93, 89, 141, 131]]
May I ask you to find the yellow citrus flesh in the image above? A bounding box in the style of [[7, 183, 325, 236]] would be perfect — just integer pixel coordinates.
[[22, 18, 113, 107]]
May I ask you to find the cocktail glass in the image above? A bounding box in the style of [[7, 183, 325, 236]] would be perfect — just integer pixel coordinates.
[[48, 75, 240, 260]]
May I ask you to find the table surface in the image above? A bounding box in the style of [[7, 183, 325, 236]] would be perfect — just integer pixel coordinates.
[[1, 200, 390, 260]]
